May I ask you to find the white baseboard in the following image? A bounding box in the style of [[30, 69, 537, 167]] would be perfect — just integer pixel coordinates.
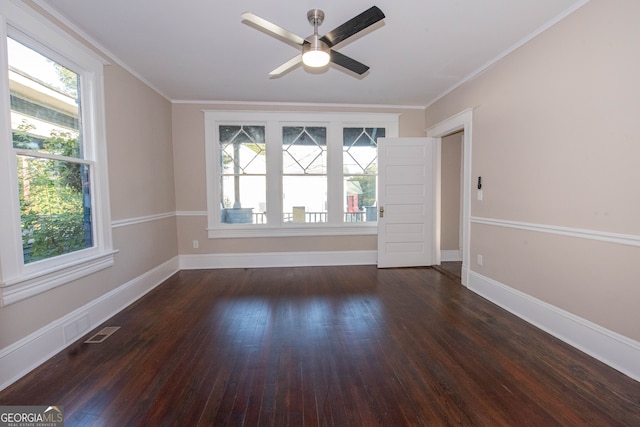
[[461, 264, 470, 287], [467, 270, 640, 382], [441, 250, 462, 262], [0, 256, 179, 391], [180, 250, 377, 270]]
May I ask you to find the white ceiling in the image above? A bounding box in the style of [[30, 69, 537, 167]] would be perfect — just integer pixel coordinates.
[[37, 0, 587, 106]]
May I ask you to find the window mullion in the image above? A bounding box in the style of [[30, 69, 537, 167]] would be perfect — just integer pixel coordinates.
[[326, 122, 343, 224], [14, 148, 91, 164], [266, 120, 282, 224]]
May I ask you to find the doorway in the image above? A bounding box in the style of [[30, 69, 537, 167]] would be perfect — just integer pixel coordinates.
[[440, 131, 463, 263], [427, 109, 473, 286], [439, 131, 464, 279]]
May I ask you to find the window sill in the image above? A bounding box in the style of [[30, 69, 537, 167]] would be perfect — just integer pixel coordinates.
[[0, 250, 118, 307], [207, 224, 377, 239]]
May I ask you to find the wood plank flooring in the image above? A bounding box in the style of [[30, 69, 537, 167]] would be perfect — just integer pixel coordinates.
[[1, 265, 639, 426]]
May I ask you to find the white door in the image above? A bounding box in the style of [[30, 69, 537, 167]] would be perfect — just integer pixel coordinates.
[[377, 137, 436, 268]]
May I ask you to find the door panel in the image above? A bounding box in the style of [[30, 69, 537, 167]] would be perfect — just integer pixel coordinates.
[[377, 137, 436, 268]]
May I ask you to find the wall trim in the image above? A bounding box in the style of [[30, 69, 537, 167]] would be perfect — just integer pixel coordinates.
[[172, 99, 426, 110], [176, 211, 207, 217], [180, 250, 377, 270], [112, 212, 175, 228], [0, 256, 179, 391], [471, 216, 640, 248], [467, 270, 640, 382]]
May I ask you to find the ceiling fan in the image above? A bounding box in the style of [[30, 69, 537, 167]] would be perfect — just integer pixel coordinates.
[[241, 6, 385, 77]]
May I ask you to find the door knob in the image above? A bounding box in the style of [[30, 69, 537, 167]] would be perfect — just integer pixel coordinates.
[[379, 206, 384, 218]]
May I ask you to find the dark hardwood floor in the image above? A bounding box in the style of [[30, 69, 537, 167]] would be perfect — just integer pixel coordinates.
[[1, 265, 638, 426], [432, 261, 462, 280]]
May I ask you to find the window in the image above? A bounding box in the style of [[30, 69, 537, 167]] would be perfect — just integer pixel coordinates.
[[282, 125, 328, 223], [9, 37, 92, 264], [0, 2, 113, 306], [205, 111, 398, 238]]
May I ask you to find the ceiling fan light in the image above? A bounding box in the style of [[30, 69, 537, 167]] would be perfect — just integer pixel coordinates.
[[302, 49, 330, 67], [302, 37, 330, 68]]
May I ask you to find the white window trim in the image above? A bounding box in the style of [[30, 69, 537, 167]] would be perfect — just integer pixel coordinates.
[[0, 1, 114, 306], [204, 110, 399, 239]]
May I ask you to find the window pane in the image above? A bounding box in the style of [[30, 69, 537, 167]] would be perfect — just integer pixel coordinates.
[[219, 125, 266, 223], [283, 176, 327, 223], [283, 126, 327, 174], [8, 37, 82, 157], [343, 127, 383, 175], [219, 125, 266, 174], [18, 155, 92, 263], [343, 128, 384, 222], [344, 176, 377, 222], [220, 175, 266, 224]]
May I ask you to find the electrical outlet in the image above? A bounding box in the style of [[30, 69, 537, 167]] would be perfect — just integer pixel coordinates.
[[193, 240, 199, 249], [477, 254, 483, 266]]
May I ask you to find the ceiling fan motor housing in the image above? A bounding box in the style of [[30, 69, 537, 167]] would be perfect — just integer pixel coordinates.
[[307, 9, 325, 27]]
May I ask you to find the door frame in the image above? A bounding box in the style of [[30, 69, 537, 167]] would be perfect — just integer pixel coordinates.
[[426, 108, 473, 286]]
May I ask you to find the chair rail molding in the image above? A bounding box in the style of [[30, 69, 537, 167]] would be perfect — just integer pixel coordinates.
[[471, 216, 640, 248]]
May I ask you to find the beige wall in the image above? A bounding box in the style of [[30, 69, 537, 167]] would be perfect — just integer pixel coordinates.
[[425, 0, 640, 341], [0, 6, 177, 348], [440, 132, 462, 251], [172, 103, 425, 255], [104, 62, 178, 282], [105, 66, 176, 221]]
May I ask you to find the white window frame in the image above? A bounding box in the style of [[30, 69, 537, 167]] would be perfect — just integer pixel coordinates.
[[0, 1, 114, 306], [204, 110, 399, 238]]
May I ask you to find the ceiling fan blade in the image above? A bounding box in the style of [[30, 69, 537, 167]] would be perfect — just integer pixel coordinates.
[[241, 12, 306, 47], [320, 6, 385, 47], [269, 55, 303, 77], [330, 50, 369, 75]]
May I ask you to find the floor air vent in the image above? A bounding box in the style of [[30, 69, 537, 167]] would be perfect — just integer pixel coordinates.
[[85, 326, 120, 344]]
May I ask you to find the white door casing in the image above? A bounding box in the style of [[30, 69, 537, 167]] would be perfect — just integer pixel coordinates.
[[377, 137, 437, 268], [427, 108, 473, 286]]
